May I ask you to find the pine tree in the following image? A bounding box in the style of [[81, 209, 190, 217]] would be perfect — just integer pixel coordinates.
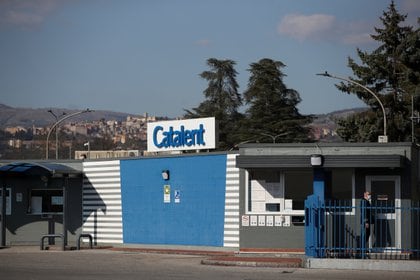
[[337, 1, 419, 142], [184, 58, 243, 149], [242, 58, 312, 143]]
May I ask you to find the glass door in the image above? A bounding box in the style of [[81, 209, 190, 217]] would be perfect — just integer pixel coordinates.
[[366, 176, 401, 251]]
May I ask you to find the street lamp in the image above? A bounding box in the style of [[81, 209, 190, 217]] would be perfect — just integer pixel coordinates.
[[260, 132, 290, 143], [317, 71, 388, 143], [46, 109, 93, 159], [48, 110, 66, 159]]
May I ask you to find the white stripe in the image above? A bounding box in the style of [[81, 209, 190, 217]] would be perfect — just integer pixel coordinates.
[[91, 239, 123, 244], [85, 178, 121, 183], [226, 174, 239, 179], [83, 183, 121, 189], [84, 194, 121, 199], [225, 193, 239, 198], [83, 227, 123, 233], [83, 205, 121, 210], [83, 189, 121, 194], [223, 243, 239, 248], [223, 236, 239, 242], [83, 200, 121, 207], [224, 218, 239, 223], [83, 166, 120, 172], [83, 222, 122, 227], [224, 224, 239, 229], [83, 160, 120, 167], [83, 209, 122, 215], [225, 214, 239, 219], [84, 172, 121, 178], [225, 198, 239, 204], [83, 210, 122, 215], [226, 179, 239, 183], [83, 216, 122, 221], [223, 230, 239, 236], [83, 233, 123, 239]]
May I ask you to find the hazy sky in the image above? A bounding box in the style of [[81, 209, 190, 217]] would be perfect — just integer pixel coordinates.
[[1, 0, 419, 117]]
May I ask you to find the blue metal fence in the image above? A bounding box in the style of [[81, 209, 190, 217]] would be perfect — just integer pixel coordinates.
[[305, 199, 420, 260]]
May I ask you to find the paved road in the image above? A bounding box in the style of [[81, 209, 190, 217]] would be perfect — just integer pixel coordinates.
[[0, 248, 418, 280]]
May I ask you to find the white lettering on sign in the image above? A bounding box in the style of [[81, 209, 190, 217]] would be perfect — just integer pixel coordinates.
[[147, 117, 217, 152]]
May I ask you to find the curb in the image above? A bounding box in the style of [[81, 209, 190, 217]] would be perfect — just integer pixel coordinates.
[[108, 247, 304, 268], [306, 258, 420, 272], [109, 247, 235, 257], [201, 256, 303, 268]]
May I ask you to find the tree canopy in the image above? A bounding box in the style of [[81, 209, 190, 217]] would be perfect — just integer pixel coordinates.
[[184, 58, 243, 149], [336, 1, 420, 142], [185, 57, 313, 149], [241, 58, 312, 143]]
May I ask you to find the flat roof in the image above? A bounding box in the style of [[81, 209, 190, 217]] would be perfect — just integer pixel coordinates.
[[0, 162, 82, 178]]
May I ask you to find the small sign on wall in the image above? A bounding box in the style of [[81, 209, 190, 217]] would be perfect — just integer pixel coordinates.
[[258, 215, 265, 226], [164, 185, 171, 203], [241, 215, 249, 226], [266, 216, 274, 226], [174, 190, 180, 203], [250, 215, 258, 226], [275, 216, 284, 226]]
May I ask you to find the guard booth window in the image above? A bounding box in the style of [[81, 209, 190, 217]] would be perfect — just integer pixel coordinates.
[[284, 172, 312, 210], [29, 189, 63, 214], [246, 169, 312, 214]]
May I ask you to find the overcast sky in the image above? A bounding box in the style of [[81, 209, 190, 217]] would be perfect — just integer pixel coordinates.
[[1, 0, 419, 117]]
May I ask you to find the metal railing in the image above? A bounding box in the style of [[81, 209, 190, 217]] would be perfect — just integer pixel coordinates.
[[306, 199, 420, 260]]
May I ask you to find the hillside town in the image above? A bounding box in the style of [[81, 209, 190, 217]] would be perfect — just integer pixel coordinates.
[[0, 113, 162, 159], [0, 111, 340, 160]]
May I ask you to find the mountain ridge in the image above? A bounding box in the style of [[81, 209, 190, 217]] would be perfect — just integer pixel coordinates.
[[0, 104, 147, 128], [0, 103, 367, 129]]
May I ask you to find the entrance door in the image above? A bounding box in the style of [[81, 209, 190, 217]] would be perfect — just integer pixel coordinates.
[[366, 176, 401, 251]]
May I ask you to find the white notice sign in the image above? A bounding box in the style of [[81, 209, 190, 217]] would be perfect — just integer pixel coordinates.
[[164, 185, 171, 203]]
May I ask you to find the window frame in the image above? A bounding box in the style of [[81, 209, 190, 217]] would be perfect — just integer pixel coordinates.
[[245, 169, 356, 216], [29, 188, 64, 215], [0, 187, 12, 215], [245, 170, 307, 216]]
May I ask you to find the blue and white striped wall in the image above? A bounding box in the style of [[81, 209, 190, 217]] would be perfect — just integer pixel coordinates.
[[82, 153, 239, 249], [82, 160, 123, 244], [223, 154, 240, 248]]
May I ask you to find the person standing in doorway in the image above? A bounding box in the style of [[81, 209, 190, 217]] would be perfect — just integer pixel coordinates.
[[361, 191, 373, 255]]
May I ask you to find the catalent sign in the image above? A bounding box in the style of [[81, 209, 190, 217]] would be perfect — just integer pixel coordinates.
[[147, 117, 217, 152]]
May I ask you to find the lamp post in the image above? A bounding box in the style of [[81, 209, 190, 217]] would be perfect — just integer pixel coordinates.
[[260, 132, 290, 143], [48, 110, 66, 159], [317, 71, 387, 143], [84, 141, 90, 159], [46, 109, 93, 159]]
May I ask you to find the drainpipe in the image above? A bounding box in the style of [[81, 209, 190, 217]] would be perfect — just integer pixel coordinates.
[[1, 182, 6, 246], [63, 174, 69, 247]]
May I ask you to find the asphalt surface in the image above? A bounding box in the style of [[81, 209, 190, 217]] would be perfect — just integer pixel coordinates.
[[0, 246, 419, 280]]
